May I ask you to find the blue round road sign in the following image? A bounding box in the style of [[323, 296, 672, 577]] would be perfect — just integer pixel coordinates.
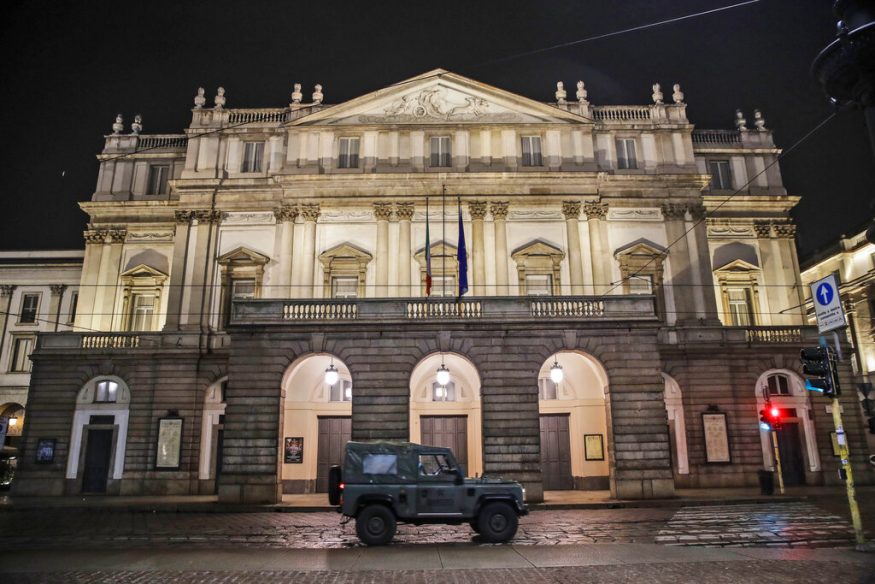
[[815, 282, 834, 306]]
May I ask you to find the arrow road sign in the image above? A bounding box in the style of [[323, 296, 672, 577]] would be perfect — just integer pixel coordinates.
[[810, 273, 846, 333]]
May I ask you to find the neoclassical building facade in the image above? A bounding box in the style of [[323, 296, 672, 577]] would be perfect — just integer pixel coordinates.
[[12, 70, 872, 502]]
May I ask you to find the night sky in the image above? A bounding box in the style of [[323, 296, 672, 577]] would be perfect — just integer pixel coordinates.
[[1, 0, 872, 259]]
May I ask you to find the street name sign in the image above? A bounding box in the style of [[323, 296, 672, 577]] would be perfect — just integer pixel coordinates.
[[810, 273, 846, 333]]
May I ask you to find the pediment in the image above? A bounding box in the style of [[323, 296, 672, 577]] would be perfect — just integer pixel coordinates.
[[714, 258, 760, 272], [511, 239, 565, 259], [120, 263, 168, 279], [217, 246, 270, 266], [291, 69, 588, 127], [319, 242, 373, 265], [614, 238, 667, 258]]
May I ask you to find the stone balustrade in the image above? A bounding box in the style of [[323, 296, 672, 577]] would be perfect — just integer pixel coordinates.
[[659, 325, 819, 347], [592, 106, 652, 122], [227, 108, 289, 124], [691, 129, 742, 146], [135, 134, 188, 150], [36, 332, 231, 352]]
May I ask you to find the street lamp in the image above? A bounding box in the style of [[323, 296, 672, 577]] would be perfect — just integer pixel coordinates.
[[549, 357, 564, 384], [436, 362, 451, 386]]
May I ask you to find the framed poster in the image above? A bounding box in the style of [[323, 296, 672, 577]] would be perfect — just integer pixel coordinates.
[[35, 438, 56, 464], [584, 434, 604, 461], [284, 437, 304, 464], [702, 412, 731, 464], [155, 417, 183, 470]]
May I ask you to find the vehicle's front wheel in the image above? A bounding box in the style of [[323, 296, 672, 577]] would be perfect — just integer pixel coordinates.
[[356, 505, 397, 546], [476, 502, 518, 543]]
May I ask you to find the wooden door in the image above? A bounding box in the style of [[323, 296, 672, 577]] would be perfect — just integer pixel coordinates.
[[540, 414, 572, 491], [420, 415, 468, 470], [81, 429, 113, 493], [776, 422, 806, 486], [316, 416, 351, 493]]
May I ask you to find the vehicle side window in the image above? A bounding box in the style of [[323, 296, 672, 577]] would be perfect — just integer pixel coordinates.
[[418, 453, 456, 478], [363, 454, 397, 475]]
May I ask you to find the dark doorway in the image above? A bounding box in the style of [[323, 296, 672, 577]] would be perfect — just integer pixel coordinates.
[[81, 429, 113, 493], [214, 427, 224, 494], [421, 415, 468, 470], [316, 416, 351, 493], [540, 414, 573, 490], [776, 422, 806, 485]]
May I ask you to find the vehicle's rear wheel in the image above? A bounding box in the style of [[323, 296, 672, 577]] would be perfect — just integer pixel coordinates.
[[476, 502, 518, 543], [327, 465, 343, 505], [356, 505, 396, 546]]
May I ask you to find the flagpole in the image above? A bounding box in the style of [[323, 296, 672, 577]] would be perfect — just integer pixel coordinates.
[[442, 184, 446, 298]]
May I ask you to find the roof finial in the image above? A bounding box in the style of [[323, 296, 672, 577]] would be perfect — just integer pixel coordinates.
[[576, 80, 588, 105], [131, 114, 143, 135], [312, 83, 323, 105], [112, 113, 124, 135], [291, 83, 302, 105], [672, 83, 684, 104], [194, 87, 206, 109], [214, 87, 226, 110], [652, 83, 664, 105], [555, 81, 567, 105], [753, 109, 767, 131], [734, 109, 748, 131]]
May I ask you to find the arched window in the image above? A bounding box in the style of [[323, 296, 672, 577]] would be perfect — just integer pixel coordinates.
[[432, 381, 456, 402], [766, 374, 790, 396], [95, 380, 119, 403], [328, 379, 352, 402]]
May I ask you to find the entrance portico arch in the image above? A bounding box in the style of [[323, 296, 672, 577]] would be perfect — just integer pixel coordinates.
[[280, 353, 353, 493], [409, 352, 483, 477]]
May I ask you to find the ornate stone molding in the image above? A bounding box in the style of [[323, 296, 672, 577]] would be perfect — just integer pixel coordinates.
[[688, 203, 706, 221], [508, 209, 563, 220], [468, 201, 488, 220], [562, 201, 582, 219], [50, 284, 67, 296], [221, 212, 276, 225], [107, 229, 127, 243], [373, 202, 394, 221], [174, 210, 195, 225], [773, 223, 797, 239], [753, 221, 772, 238], [583, 202, 608, 220], [490, 201, 509, 220], [273, 206, 300, 223], [193, 210, 223, 224], [301, 204, 321, 222], [0, 285, 17, 297], [708, 223, 755, 238], [127, 231, 175, 242], [395, 203, 415, 221], [660, 203, 688, 220], [607, 208, 661, 222], [84, 229, 105, 244]]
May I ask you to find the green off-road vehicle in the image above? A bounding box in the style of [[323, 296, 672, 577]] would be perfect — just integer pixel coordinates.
[[328, 441, 528, 546]]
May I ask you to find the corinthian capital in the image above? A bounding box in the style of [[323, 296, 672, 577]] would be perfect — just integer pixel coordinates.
[[583, 202, 608, 220], [468, 201, 488, 220], [50, 284, 67, 296], [107, 228, 127, 243], [490, 201, 509, 220], [373, 202, 394, 221], [753, 221, 772, 238], [773, 223, 797, 239], [174, 210, 194, 225], [301, 204, 321, 222], [562, 201, 582, 219], [273, 205, 299, 223], [193, 210, 223, 224], [660, 203, 687, 220], [84, 229, 106, 244], [0, 285, 16, 297], [395, 203, 415, 221]]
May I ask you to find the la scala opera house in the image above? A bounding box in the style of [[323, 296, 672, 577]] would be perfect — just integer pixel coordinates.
[[10, 69, 872, 503]]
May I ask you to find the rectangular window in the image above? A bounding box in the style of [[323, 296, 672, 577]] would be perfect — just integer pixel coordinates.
[[727, 287, 753, 326], [363, 454, 398, 475], [430, 136, 452, 167], [432, 381, 456, 402], [68, 292, 79, 324], [431, 275, 456, 297], [329, 379, 352, 402], [616, 138, 638, 169], [538, 378, 558, 400], [232, 279, 256, 299], [241, 142, 264, 173], [331, 276, 359, 299], [19, 293, 39, 324], [10, 336, 34, 372], [95, 380, 119, 403], [147, 165, 170, 195], [129, 294, 155, 331], [525, 274, 553, 296], [628, 274, 653, 295], [521, 136, 543, 167], [767, 375, 790, 396], [338, 137, 360, 169], [708, 160, 732, 190]]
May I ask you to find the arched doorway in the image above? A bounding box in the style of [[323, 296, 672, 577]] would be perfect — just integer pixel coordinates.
[[199, 377, 227, 494], [409, 352, 482, 477], [67, 376, 131, 494], [538, 351, 609, 491], [662, 373, 689, 477], [755, 370, 820, 485], [280, 353, 352, 494]]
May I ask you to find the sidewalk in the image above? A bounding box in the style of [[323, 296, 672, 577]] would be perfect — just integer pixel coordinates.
[[4, 485, 869, 513]]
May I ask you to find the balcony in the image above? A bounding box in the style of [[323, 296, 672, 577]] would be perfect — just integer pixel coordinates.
[[36, 331, 231, 353], [230, 295, 659, 326], [659, 325, 820, 348]]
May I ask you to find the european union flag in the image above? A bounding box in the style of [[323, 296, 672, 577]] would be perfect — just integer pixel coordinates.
[[457, 197, 468, 297]]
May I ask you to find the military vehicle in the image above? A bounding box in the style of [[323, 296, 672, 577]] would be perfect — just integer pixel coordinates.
[[329, 441, 528, 545]]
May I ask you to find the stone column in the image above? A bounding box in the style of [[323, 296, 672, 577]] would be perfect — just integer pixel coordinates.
[[396, 203, 414, 297], [49, 285, 67, 331], [164, 211, 193, 330], [490, 202, 509, 295], [775, 223, 805, 324], [562, 201, 585, 295], [661, 203, 694, 324], [274, 206, 298, 298], [92, 228, 126, 331], [185, 210, 222, 330], [77, 230, 105, 330], [469, 201, 487, 295], [583, 202, 609, 295], [374, 203, 393, 298], [299, 204, 320, 299], [0, 285, 16, 358]]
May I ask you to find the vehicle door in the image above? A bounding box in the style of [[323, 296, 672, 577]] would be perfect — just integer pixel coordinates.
[[415, 452, 464, 516]]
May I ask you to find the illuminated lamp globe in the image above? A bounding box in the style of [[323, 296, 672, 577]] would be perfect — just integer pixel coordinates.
[[549, 360, 564, 384], [324, 363, 340, 386], [436, 363, 451, 387]]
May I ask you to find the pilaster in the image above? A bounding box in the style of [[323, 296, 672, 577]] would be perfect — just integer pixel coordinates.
[[469, 201, 487, 295], [490, 202, 509, 295]]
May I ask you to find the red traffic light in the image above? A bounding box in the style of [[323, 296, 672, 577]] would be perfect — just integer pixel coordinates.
[[769, 406, 780, 419]]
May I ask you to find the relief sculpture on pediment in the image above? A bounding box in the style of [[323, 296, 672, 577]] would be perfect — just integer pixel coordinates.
[[358, 86, 520, 123]]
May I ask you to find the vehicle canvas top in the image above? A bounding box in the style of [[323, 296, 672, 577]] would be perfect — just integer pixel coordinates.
[[342, 441, 451, 485]]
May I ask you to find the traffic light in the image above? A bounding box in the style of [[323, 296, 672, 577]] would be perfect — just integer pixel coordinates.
[[766, 405, 782, 430], [759, 409, 772, 431], [800, 346, 840, 398]]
